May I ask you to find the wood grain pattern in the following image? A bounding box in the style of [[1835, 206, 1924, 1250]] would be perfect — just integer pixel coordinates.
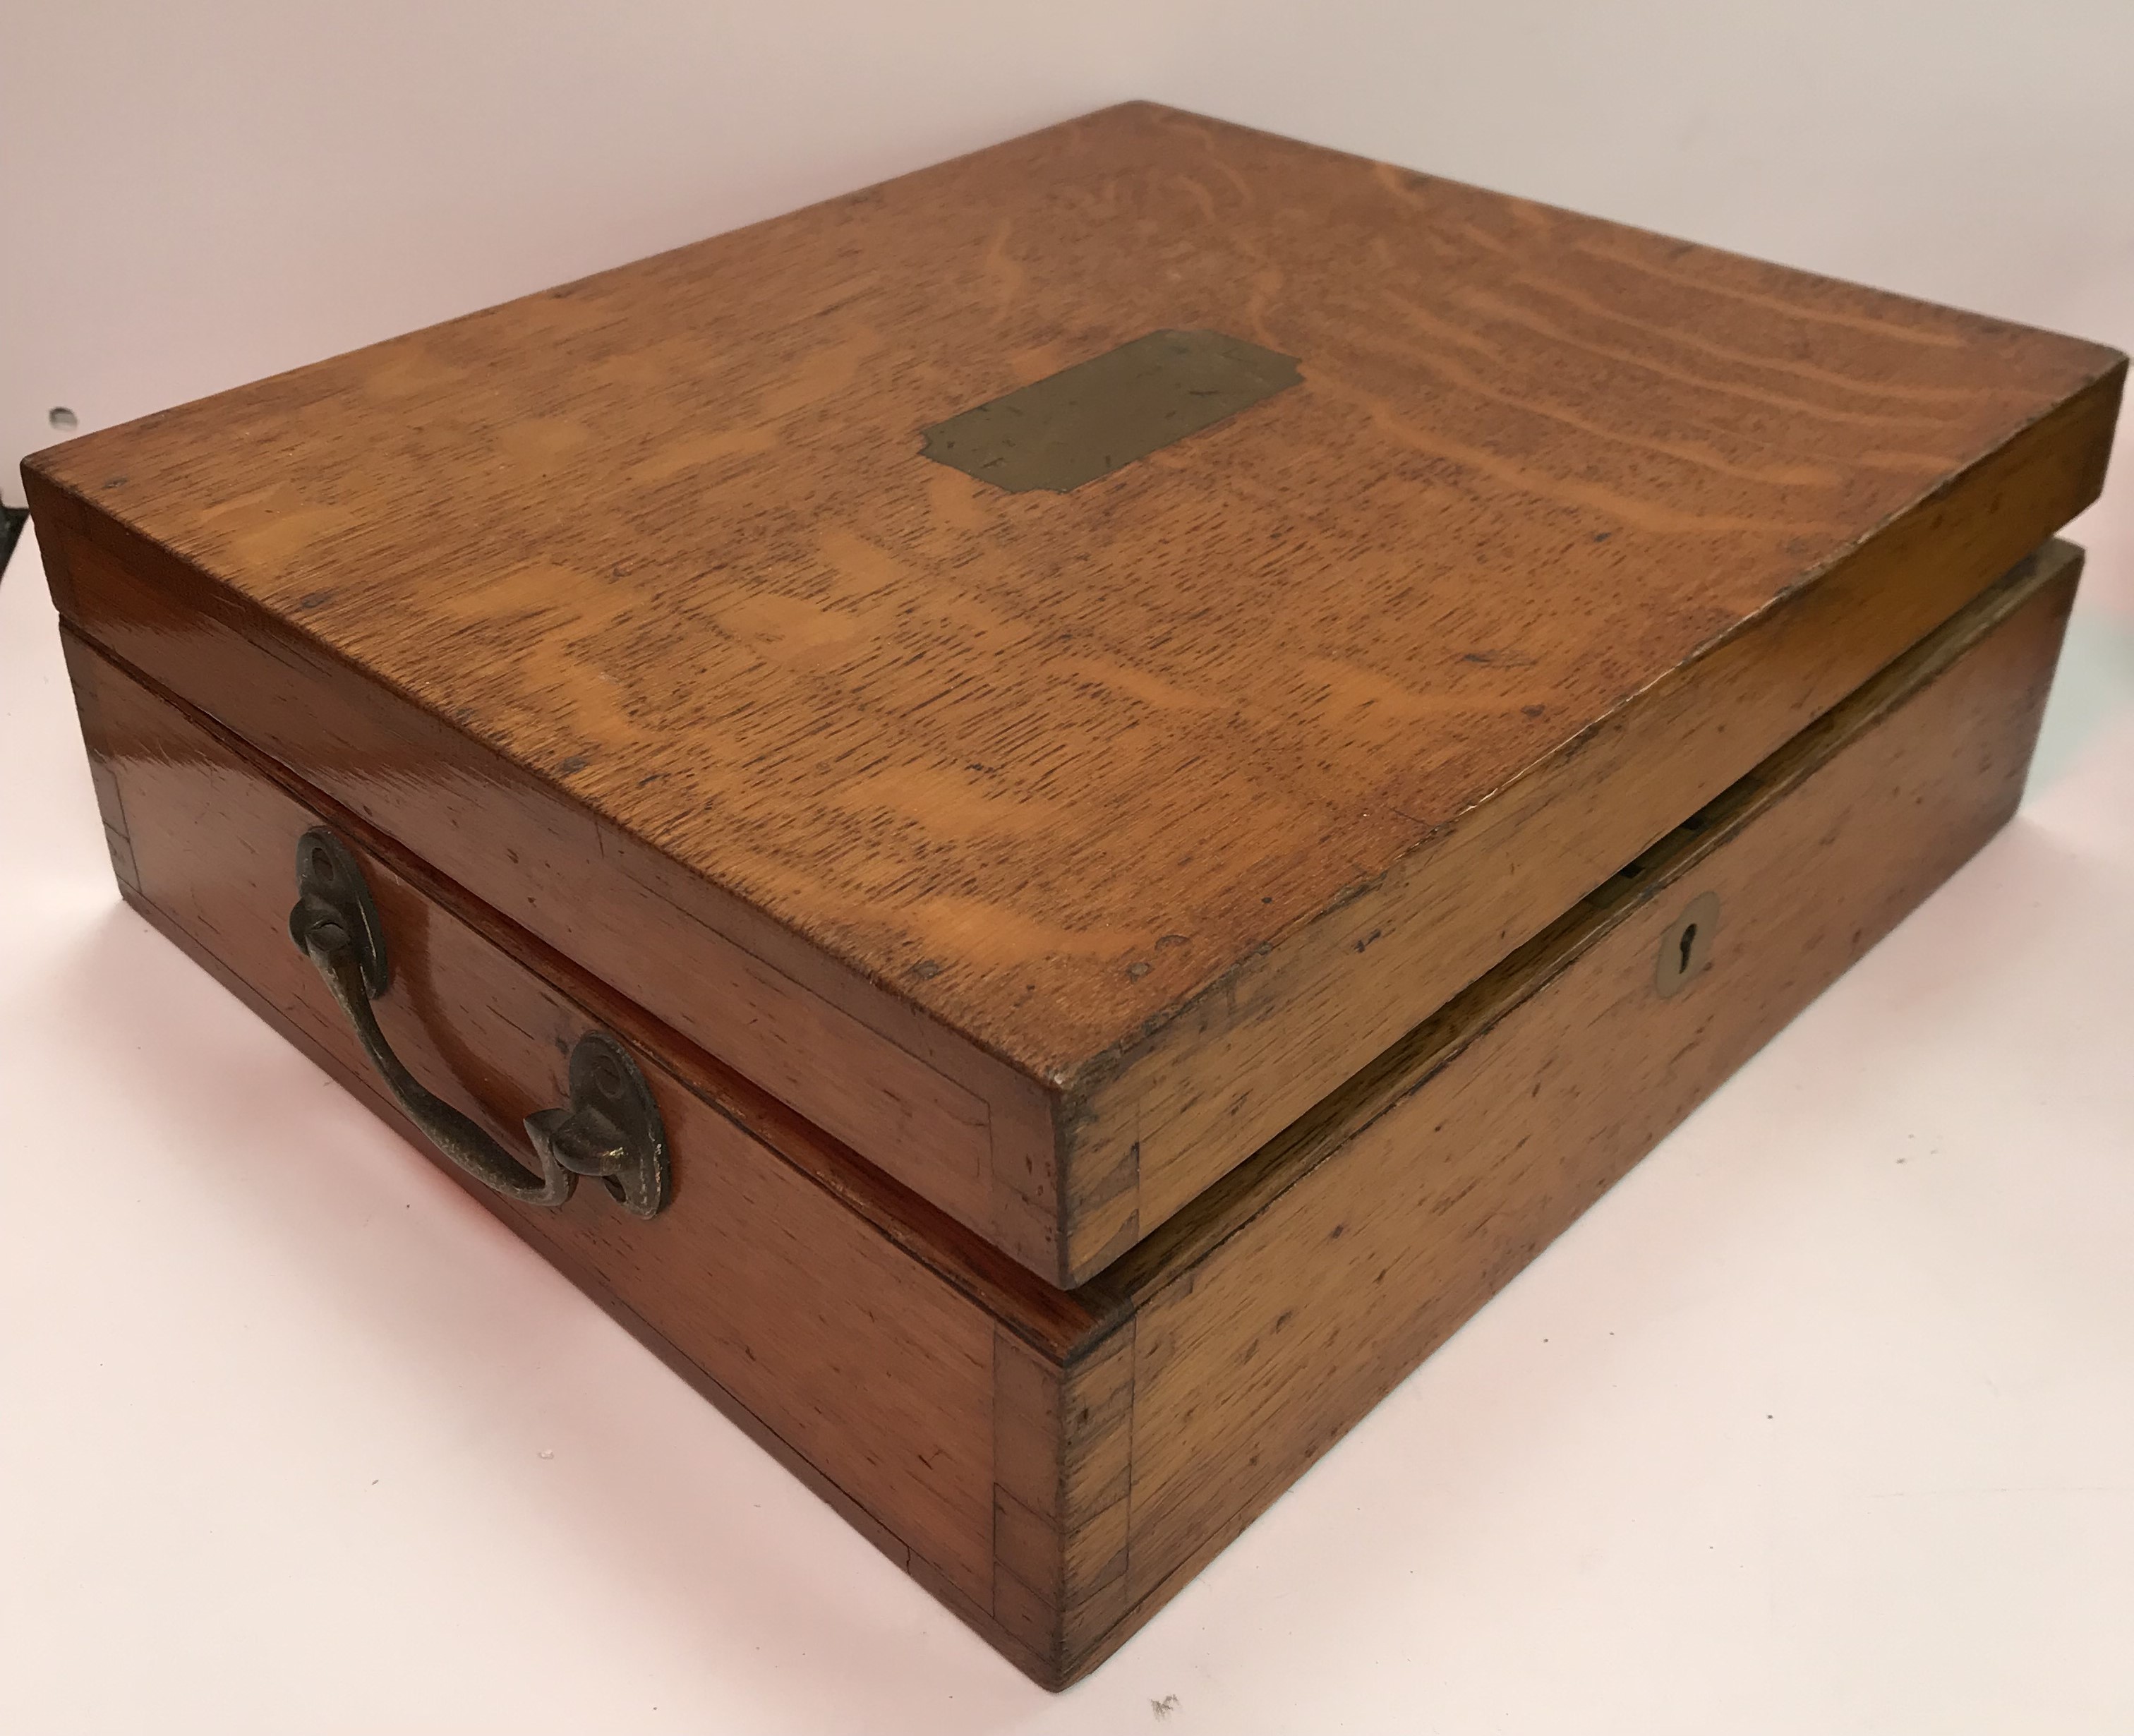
[[1018, 536, 2078, 1680], [59, 536, 2076, 1686], [23, 104, 2121, 1283], [1076, 540, 2080, 1664]]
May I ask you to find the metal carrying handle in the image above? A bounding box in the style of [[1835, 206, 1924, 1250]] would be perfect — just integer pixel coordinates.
[[287, 827, 670, 1218]]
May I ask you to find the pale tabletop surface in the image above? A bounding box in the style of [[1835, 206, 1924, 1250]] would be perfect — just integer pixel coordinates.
[[4, 515, 2131, 1732]]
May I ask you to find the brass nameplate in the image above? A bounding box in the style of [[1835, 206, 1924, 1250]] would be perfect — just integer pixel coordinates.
[[919, 329, 1301, 494]]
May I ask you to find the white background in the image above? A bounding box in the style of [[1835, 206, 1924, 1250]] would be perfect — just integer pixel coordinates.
[[4, 4, 2133, 1730]]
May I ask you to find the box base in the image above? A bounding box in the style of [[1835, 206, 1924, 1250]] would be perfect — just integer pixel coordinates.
[[59, 541, 2079, 1687]]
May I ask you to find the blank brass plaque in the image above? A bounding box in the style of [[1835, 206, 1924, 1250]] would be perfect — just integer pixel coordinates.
[[919, 329, 1301, 494]]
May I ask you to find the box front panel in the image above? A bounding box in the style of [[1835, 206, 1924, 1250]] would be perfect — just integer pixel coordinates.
[[1071, 544, 2078, 1675]]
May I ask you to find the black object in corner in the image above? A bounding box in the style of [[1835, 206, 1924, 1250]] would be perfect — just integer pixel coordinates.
[[0, 505, 26, 582]]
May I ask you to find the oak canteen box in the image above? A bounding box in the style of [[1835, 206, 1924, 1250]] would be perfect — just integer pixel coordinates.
[[21, 103, 2123, 1689]]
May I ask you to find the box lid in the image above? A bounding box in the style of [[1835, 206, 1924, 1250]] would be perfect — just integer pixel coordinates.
[[25, 102, 2123, 1286]]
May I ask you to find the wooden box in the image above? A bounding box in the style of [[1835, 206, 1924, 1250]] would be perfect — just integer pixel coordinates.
[[21, 104, 2121, 1687]]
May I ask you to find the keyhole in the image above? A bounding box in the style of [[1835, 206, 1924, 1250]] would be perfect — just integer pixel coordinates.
[[1655, 891, 1720, 999]]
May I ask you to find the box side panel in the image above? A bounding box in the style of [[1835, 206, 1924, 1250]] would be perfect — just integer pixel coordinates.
[[27, 473, 1064, 1282], [1064, 377, 2118, 1281], [1063, 543, 2078, 1680], [61, 632, 1008, 1613]]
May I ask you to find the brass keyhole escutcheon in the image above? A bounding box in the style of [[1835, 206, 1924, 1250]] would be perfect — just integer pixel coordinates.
[[1656, 891, 1720, 999]]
